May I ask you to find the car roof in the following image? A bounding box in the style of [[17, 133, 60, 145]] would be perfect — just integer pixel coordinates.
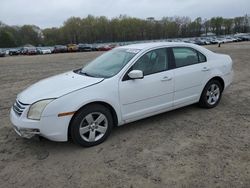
[[119, 42, 199, 50], [118, 42, 214, 57]]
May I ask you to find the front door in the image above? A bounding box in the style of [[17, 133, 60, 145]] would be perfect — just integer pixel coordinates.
[[119, 48, 174, 121]]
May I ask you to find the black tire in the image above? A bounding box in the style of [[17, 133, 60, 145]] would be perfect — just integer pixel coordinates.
[[70, 104, 113, 147], [199, 79, 223, 108]]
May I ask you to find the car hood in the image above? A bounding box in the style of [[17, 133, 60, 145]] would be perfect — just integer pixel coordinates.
[[18, 71, 104, 104]]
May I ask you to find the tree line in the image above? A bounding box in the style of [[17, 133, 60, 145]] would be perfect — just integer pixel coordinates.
[[0, 14, 249, 48]]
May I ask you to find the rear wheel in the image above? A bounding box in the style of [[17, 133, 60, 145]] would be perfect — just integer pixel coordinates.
[[71, 104, 113, 147], [199, 80, 222, 108]]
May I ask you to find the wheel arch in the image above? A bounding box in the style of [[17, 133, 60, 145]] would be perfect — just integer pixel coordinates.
[[208, 76, 225, 92], [199, 76, 225, 108], [67, 101, 118, 139], [199, 76, 225, 101]]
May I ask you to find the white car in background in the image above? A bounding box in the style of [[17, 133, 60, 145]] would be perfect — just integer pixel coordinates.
[[37, 47, 52, 55], [10, 42, 233, 147]]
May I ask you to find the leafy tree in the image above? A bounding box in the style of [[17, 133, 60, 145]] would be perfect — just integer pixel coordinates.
[[203, 19, 210, 36], [62, 17, 82, 44], [223, 19, 233, 34], [43, 27, 64, 45], [0, 30, 16, 47], [19, 25, 41, 46], [234, 17, 244, 33], [210, 17, 224, 35], [0, 14, 249, 48], [243, 14, 249, 33]]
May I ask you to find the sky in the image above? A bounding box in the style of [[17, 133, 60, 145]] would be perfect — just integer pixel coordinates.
[[0, 0, 249, 28]]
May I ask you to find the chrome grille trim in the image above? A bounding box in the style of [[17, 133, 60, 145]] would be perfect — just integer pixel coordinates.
[[13, 100, 29, 116]]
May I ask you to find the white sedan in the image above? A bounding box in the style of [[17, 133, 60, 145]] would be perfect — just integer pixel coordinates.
[[37, 47, 52, 55], [10, 42, 233, 147]]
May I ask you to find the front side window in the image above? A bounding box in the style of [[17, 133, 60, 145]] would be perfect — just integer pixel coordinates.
[[81, 48, 139, 78], [172, 47, 200, 68], [131, 48, 168, 76]]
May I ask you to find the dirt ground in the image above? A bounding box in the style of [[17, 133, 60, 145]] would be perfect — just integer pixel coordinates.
[[0, 42, 249, 188]]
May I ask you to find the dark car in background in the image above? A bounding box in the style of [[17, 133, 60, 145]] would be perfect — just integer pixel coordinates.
[[193, 39, 207, 45], [20, 47, 38, 55], [9, 48, 20, 56], [0, 49, 6, 57], [240, 35, 250, 41], [53, 45, 68, 53], [78, 43, 92, 52]]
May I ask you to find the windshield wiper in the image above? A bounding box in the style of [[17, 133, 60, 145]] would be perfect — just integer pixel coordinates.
[[81, 71, 95, 77], [73, 69, 95, 77]]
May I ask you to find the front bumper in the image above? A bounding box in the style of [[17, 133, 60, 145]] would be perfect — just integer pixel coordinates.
[[10, 106, 71, 142], [13, 125, 40, 139]]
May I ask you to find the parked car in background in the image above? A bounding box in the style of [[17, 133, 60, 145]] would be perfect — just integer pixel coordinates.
[[20, 47, 37, 55], [210, 38, 220, 44], [48, 46, 55, 53], [53, 45, 68, 53], [194, 39, 206, 45], [9, 48, 20, 56], [67, 44, 78, 52], [0, 49, 6, 57], [227, 37, 237, 42], [78, 43, 92, 52], [20, 47, 26, 55], [97, 44, 112, 51], [37, 47, 52, 55], [91, 44, 99, 51], [240, 35, 250, 41], [10, 42, 233, 147]]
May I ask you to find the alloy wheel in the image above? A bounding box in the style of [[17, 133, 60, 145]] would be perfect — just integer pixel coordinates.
[[206, 83, 220, 105], [79, 112, 108, 142]]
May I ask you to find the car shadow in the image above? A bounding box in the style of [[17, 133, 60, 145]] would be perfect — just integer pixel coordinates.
[[110, 104, 203, 138], [22, 103, 202, 150]]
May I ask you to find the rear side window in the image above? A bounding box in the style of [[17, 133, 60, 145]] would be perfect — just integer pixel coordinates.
[[198, 51, 206, 62], [172, 47, 206, 68]]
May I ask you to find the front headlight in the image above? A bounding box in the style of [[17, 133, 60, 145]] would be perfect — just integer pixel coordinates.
[[27, 99, 55, 120]]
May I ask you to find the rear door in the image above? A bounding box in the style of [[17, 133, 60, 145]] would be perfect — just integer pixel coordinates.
[[171, 47, 211, 106]]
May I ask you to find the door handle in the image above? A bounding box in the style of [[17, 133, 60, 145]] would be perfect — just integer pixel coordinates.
[[161, 76, 172, 81], [202, 67, 210, 72]]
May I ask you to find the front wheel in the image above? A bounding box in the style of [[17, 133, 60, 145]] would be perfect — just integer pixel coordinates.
[[199, 80, 222, 108], [70, 104, 113, 147]]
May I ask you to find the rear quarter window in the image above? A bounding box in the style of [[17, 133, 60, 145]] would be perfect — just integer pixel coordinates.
[[198, 51, 207, 62]]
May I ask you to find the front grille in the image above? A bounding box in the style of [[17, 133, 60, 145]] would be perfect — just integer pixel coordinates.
[[13, 100, 29, 116]]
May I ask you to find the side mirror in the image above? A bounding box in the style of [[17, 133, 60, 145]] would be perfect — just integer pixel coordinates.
[[128, 70, 144, 79]]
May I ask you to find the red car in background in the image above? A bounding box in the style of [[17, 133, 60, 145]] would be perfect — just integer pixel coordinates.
[[97, 45, 112, 51]]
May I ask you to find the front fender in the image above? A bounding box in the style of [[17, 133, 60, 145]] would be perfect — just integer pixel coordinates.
[[42, 79, 122, 125]]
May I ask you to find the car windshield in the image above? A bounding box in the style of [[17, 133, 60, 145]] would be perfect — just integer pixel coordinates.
[[80, 48, 139, 78]]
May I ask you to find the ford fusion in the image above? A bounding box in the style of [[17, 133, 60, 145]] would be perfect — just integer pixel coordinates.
[[10, 42, 233, 147]]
